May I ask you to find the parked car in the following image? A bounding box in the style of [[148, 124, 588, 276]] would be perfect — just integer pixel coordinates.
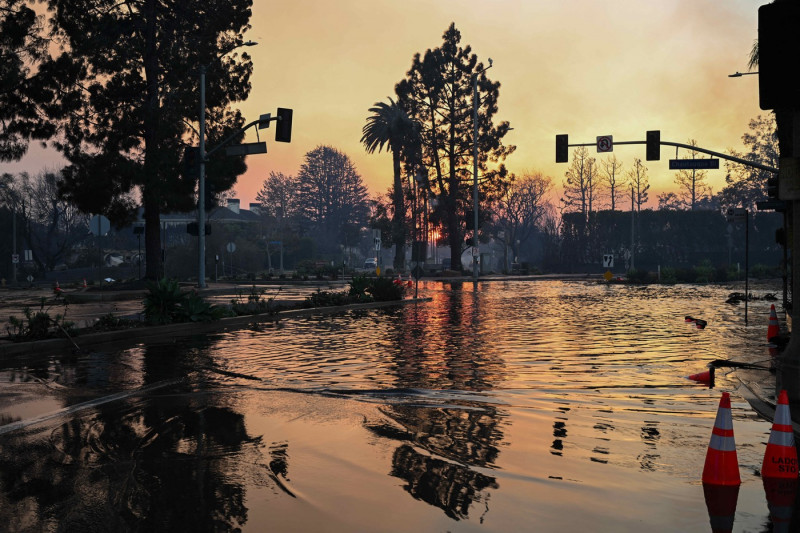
[[364, 258, 377, 269]]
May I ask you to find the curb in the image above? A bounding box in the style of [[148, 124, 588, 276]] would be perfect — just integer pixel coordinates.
[[0, 297, 432, 358]]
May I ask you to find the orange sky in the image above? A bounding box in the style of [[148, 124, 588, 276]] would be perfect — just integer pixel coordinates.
[[4, 0, 766, 210]]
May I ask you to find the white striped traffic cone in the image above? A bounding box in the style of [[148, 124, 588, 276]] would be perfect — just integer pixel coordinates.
[[762, 389, 798, 479], [702, 392, 741, 486]]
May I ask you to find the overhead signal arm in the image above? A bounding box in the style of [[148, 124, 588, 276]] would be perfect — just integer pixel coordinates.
[[554, 132, 777, 174]]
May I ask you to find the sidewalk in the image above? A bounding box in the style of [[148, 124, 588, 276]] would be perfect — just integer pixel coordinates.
[[0, 281, 341, 333]]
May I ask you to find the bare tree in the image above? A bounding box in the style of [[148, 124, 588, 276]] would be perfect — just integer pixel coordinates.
[[493, 171, 553, 268], [256, 171, 299, 222], [673, 140, 712, 210], [1, 170, 88, 272], [561, 146, 596, 218], [626, 158, 650, 212], [600, 154, 624, 211]]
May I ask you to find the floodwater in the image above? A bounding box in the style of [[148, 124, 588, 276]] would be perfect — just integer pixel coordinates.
[[0, 280, 790, 532]]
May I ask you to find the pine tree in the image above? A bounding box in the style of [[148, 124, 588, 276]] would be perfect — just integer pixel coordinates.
[[38, 0, 254, 279]]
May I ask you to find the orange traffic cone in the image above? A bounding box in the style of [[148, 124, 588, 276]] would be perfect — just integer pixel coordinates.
[[82, 278, 87, 289], [762, 390, 798, 479], [688, 368, 714, 385], [702, 392, 741, 486], [764, 477, 798, 533], [703, 483, 740, 533], [768, 304, 780, 342]]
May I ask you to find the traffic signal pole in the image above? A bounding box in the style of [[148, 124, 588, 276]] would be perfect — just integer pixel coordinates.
[[555, 134, 778, 174]]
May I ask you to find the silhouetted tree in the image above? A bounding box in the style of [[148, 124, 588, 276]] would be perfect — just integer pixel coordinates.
[[395, 23, 514, 270], [362, 98, 419, 270], [256, 171, 299, 222], [36, 0, 254, 279], [296, 145, 369, 252], [718, 115, 779, 211], [1, 170, 88, 272], [493, 171, 552, 268], [0, 0, 54, 161], [627, 158, 650, 212], [601, 154, 624, 211], [561, 146, 595, 218], [673, 139, 713, 210]]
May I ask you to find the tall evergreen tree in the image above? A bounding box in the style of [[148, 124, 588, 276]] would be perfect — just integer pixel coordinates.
[[37, 0, 254, 279], [0, 0, 53, 161], [296, 145, 368, 252], [395, 23, 514, 269]]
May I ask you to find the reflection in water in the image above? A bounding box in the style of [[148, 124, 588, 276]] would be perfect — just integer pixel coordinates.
[[0, 340, 282, 532], [0, 280, 788, 531], [366, 403, 502, 521], [362, 284, 507, 519]]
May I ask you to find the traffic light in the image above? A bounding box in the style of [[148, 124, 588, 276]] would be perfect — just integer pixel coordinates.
[[556, 134, 568, 163], [204, 181, 217, 211], [275, 108, 293, 143], [183, 146, 200, 180], [776, 227, 786, 246], [646, 130, 660, 161], [767, 175, 779, 199]]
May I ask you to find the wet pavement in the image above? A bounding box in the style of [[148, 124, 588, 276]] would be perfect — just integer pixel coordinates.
[[0, 279, 797, 531]]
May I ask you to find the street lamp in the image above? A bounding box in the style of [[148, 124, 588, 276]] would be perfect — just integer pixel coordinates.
[[472, 58, 493, 281], [198, 40, 257, 288]]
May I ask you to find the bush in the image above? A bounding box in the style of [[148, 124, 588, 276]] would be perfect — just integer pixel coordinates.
[[366, 277, 405, 302], [302, 276, 405, 308], [143, 278, 227, 324], [693, 260, 714, 283], [660, 266, 678, 284], [626, 268, 652, 283], [5, 298, 76, 341]]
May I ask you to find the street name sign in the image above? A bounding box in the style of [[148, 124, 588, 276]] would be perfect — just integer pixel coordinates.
[[668, 159, 720, 170], [225, 142, 267, 157]]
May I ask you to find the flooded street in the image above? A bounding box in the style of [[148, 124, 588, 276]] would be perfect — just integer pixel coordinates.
[[0, 280, 789, 532]]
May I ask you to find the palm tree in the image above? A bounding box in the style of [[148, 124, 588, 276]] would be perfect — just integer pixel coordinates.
[[361, 98, 417, 270]]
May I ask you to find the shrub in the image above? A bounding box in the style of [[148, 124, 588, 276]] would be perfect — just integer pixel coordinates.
[[693, 260, 714, 283], [5, 298, 76, 341], [143, 278, 226, 324], [660, 267, 677, 284], [366, 277, 405, 302]]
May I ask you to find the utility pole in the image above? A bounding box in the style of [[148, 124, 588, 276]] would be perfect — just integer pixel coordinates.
[[630, 185, 635, 271]]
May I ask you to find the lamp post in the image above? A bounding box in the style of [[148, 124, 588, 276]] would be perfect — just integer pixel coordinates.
[[472, 58, 492, 281], [197, 40, 257, 288]]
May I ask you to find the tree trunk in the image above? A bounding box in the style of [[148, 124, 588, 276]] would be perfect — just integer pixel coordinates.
[[391, 150, 405, 270]]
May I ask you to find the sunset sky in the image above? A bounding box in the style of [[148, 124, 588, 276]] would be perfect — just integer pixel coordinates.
[[5, 0, 767, 210]]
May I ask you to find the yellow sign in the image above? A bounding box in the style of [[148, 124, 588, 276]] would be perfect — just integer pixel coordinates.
[[376, 266, 381, 276], [604, 270, 613, 281]]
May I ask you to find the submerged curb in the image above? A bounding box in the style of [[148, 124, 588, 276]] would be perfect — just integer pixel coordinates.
[[0, 297, 432, 358]]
